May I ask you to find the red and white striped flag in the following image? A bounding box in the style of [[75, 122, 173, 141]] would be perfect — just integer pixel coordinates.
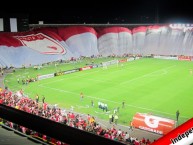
[[152, 118, 193, 145]]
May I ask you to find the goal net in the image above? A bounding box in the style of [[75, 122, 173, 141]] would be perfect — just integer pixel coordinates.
[[102, 60, 118, 69]]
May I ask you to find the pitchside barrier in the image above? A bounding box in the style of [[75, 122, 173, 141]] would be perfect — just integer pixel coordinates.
[[178, 56, 192, 61], [37, 73, 55, 80], [153, 56, 178, 60], [79, 66, 93, 71], [132, 112, 176, 135], [153, 55, 193, 61]]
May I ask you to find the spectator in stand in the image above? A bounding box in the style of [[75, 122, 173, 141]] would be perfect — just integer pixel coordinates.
[[89, 116, 95, 124], [134, 138, 140, 145], [20, 89, 23, 97], [87, 114, 91, 124], [146, 139, 151, 145], [141, 137, 146, 144], [124, 132, 129, 142]]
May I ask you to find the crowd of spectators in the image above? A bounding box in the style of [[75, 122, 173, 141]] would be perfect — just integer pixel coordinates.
[[0, 88, 152, 145]]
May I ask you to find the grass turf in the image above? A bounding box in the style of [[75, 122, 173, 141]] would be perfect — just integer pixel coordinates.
[[4, 58, 193, 126]]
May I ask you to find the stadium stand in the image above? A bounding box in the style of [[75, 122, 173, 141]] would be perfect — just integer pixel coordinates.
[[0, 104, 126, 145], [0, 24, 192, 144]]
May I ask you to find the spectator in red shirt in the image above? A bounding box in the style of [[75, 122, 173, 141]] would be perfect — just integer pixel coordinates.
[[141, 137, 146, 144]]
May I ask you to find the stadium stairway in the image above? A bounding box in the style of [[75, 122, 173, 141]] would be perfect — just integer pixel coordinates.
[[0, 124, 45, 145]]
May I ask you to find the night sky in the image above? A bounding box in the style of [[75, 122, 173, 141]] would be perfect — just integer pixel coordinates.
[[1, 0, 192, 24]]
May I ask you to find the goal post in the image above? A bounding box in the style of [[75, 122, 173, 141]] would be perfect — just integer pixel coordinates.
[[102, 59, 118, 69]]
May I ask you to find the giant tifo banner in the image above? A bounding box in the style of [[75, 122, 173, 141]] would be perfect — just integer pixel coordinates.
[[1, 25, 193, 68], [14, 33, 66, 54], [132, 113, 176, 135]]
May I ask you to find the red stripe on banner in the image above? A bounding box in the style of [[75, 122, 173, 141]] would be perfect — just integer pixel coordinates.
[[151, 118, 193, 145]]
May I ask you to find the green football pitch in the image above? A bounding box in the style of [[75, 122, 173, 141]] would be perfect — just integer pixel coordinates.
[[4, 58, 193, 126]]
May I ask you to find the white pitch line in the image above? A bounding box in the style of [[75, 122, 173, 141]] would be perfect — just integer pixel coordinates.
[[120, 65, 176, 85], [71, 65, 171, 88], [148, 69, 168, 77], [95, 111, 110, 115], [39, 63, 138, 86], [76, 105, 89, 108], [39, 69, 102, 85], [38, 85, 189, 119], [78, 77, 120, 84], [75, 67, 167, 84], [39, 65, 139, 88]]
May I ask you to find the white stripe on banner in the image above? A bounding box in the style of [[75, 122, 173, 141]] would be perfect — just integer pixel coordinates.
[[10, 18, 17, 32], [0, 18, 4, 31]]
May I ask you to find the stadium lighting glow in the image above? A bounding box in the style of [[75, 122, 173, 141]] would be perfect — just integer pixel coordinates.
[[169, 24, 193, 32]]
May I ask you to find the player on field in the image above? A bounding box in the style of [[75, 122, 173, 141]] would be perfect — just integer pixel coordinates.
[[122, 100, 125, 108], [190, 69, 192, 75], [80, 92, 84, 101]]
